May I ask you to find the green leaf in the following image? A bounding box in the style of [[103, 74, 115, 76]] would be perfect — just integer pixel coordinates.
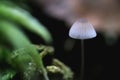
[[0, 69, 16, 80], [9, 48, 36, 80], [0, 20, 30, 49], [0, 46, 10, 63], [0, 20, 49, 80], [0, 3, 53, 44]]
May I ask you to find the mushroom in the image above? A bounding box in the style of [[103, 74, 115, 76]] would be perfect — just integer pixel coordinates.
[[69, 18, 97, 80]]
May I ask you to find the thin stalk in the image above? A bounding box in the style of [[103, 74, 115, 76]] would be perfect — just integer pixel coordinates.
[[80, 40, 84, 80], [42, 67, 49, 80]]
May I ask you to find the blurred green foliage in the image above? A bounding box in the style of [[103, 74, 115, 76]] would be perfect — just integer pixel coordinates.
[[0, 0, 73, 80], [0, 0, 52, 80]]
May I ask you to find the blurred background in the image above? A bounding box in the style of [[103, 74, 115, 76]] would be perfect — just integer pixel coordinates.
[[27, 0, 120, 80], [1, 0, 119, 80]]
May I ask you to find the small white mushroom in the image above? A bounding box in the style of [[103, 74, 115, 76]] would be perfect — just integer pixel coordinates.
[[68, 18, 97, 80], [69, 19, 97, 39]]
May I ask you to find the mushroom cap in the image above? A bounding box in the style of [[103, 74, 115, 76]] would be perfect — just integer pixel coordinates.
[[69, 19, 97, 39]]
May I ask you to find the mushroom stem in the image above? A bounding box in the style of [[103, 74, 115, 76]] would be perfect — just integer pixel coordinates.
[[80, 40, 84, 80]]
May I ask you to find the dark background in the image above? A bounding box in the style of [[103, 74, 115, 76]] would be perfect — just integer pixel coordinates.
[[26, 1, 120, 80]]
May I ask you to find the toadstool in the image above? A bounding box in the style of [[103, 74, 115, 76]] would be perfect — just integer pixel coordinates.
[[69, 18, 97, 80]]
